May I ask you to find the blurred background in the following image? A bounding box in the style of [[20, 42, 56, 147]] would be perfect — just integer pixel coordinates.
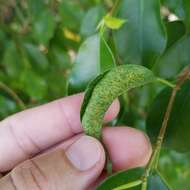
[[0, 0, 190, 189]]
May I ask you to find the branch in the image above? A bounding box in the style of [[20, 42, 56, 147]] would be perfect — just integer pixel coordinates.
[[0, 81, 26, 110], [143, 66, 190, 178]]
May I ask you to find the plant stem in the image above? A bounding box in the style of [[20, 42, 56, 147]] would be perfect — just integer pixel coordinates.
[[156, 77, 175, 88], [0, 81, 26, 110], [143, 67, 190, 179], [109, 0, 120, 15], [112, 180, 142, 190]]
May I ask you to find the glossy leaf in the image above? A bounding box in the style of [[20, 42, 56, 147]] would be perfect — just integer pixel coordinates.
[[80, 5, 105, 37], [165, 21, 186, 49], [154, 35, 190, 79], [114, 0, 166, 68], [146, 80, 190, 152], [68, 34, 116, 94], [147, 171, 171, 190], [96, 168, 144, 190], [104, 15, 126, 30]]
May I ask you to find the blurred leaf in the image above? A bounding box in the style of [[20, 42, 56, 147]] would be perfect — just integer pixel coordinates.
[[104, 14, 126, 30], [162, 0, 190, 31], [146, 80, 190, 152], [59, 1, 84, 31], [183, 0, 190, 32], [114, 0, 166, 68], [68, 34, 116, 94], [96, 168, 144, 190], [80, 5, 105, 37], [162, 0, 185, 19], [27, 0, 45, 19], [48, 45, 70, 69], [19, 71, 47, 101], [165, 21, 186, 49], [154, 35, 190, 78], [32, 10, 56, 45], [0, 95, 17, 119], [2, 41, 23, 79], [24, 43, 49, 71], [147, 170, 171, 190], [159, 150, 190, 190]]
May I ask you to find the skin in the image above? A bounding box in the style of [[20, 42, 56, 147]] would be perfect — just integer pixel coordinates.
[[0, 93, 152, 190], [82, 64, 155, 139]]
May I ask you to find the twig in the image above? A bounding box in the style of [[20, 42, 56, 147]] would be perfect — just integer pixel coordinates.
[[142, 67, 190, 180], [0, 81, 26, 110]]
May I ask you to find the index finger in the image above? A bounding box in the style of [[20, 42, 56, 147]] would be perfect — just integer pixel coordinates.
[[0, 93, 120, 172]]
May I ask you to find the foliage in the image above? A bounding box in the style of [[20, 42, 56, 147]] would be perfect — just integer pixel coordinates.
[[0, 0, 190, 189]]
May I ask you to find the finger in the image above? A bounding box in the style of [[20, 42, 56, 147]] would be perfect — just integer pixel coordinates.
[[39, 127, 151, 171], [0, 93, 119, 172], [102, 127, 152, 171], [0, 136, 105, 190]]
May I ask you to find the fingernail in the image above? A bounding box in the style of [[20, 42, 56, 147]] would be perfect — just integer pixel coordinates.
[[66, 136, 102, 171]]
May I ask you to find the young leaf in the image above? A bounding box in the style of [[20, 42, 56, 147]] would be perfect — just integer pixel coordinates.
[[114, 0, 167, 68], [146, 80, 190, 152], [68, 34, 116, 94], [81, 64, 155, 139], [96, 168, 144, 190], [104, 14, 126, 30], [147, 170, 171, 190]]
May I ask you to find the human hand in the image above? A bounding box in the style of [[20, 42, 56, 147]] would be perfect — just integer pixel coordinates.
[[0, 93, 152, 190]]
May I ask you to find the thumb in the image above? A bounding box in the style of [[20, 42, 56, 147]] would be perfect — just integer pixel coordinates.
[[0, 136, 105, 190]]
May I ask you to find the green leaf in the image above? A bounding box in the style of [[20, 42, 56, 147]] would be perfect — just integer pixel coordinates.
[[81, 64, 155, 139], [80, 70, 109, 120], [165, 21, 186, 49], [104, 14, 126, 30], [183, 0, 190, 32], [162, 0, 190, 31], [2, 41, 23, 79], [68, 34, 116, 94], [114, 0, 166, 68], [147, 171, 171, 190], [19, 71, 47, 101], [96, 168, 144, 190], [153, 35, 190, 79], [0, 95, 18, 119], [32, 10, 56, 45], [24, 43, 49, 71], [80, 5, 105, 37], [48, 45, 71, 70], [59, 1, 84, 31], [162, 0, 185, 19], [146, 80, 190, 152]]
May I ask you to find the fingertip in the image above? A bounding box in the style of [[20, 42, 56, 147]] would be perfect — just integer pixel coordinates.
[[102, 127, 152, 171]]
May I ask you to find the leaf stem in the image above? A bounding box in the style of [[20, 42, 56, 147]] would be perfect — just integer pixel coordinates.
[[156, 77, 175, 88], [112, 180, 142, 190], [0, 81, 26, 110]]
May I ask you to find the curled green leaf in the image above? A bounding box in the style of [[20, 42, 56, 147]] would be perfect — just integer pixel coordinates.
[[104, 14, 127, 30], [81, 64, 156, 139]]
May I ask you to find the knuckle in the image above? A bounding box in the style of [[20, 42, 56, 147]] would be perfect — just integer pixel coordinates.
[[10, 160, 49, 190]]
